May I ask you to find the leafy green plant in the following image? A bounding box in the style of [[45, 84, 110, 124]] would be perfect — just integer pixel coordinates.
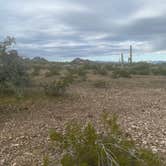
[[47, 114, 164, 166], [43, 156, 49, 166]]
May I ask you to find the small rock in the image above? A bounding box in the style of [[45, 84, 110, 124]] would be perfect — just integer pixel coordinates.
[[151, 146, 158, 153], [0, 159, 5, 165], [11, 143, 19, 147], [12, 163, 17, 166]]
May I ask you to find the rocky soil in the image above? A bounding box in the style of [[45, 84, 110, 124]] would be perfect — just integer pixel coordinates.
[[0, 76, 166, 165]]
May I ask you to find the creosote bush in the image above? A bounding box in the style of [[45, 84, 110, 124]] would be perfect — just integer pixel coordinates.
[[128, 63, 151, 75], [77, 67, 87, 81], [44, 74, 73, 97], [45, 65, 61, 77], [0, 37, 30, 97], [44, 80, 68, 97], [0, 55, 29, 97], [67, 66, 87, 82], [151, 66, 166, 76], [112, 69, 131, 78], [45, 114, 164, 166], [32, 66, 41, 76], [93, 65, 108, 76]]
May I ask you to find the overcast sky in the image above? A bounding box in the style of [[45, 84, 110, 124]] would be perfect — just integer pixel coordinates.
[[1, 0, 166, 61]]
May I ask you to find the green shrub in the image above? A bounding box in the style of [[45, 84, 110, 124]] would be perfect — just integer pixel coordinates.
[[151, 67, 166, 76], [32, 66, 41, 76], [46, 114, 164, 166], [44, 80, 68, 97], [129, 63, 151, 75], [45, 70, 59, 77], [0, 36, 16, 56], [67, 67, 87, 82], [112, 69, 131, 78], [77, 68, 87, 81], [94, 65, 108, 76], [0, 37, 29, 96], [45, 66, 60, 77], [104, 64, 115, 70], [62, 73, 75, 85], [43, 156, 49, 166], [44, 74, 73, 97], [77, 67, 86, 76], [0, 53, 29, 96]]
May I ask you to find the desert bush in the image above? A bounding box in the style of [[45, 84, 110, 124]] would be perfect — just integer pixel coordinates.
[[113, 63, 166, 76], [67, 67, 87, 82], [77, 67, 87, 81], [77, 67, 86, 77], [67, 67, 77, 75], [94, 65, 108, 76], [112, 69, 131, 78], [45, 65, 60, 77], [43, 156, 49, 166], [128, 63, 151, 75], [0, 36, 16, 56], [62, 72, 76, 85], [104, 64, 115, 70], [44, 74, 73, 97], [151, 66, 166, 76], [44, 80, 68, 97], [0, 47, 29, 96], [46, 114, 164, 166], [93, 80, 110, 88], [82, 63, 93, 70], [32, 66, 41, 76], [0, 37, 29, 96]]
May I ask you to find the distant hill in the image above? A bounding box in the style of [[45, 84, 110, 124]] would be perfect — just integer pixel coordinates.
[[32, 57, 48, 63], [71, 58, 91, 64]]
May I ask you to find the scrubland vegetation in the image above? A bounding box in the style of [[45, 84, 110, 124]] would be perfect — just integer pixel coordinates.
[[0, 37, 166, 165], [1, 36, 166, 98], [47, 114, 164, 166]]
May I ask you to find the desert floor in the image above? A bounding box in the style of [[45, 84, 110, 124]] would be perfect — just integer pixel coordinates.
[[0, 75, 166, 165]]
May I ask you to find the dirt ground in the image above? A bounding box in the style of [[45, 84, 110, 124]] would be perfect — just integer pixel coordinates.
[[0, 75, 166, 165]]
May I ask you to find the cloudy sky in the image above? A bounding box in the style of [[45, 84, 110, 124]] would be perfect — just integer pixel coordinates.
[[1, 0, 166, 61]]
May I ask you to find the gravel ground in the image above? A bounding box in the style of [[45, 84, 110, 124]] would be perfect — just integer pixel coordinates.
[[0, 76, 166, 165]]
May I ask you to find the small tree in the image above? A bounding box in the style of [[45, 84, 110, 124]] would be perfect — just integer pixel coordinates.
[[0, 37, 29, 96], [0, 36, 16, 55]]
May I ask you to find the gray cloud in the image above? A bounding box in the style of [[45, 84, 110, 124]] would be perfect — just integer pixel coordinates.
[[1, 0, 166, 61]]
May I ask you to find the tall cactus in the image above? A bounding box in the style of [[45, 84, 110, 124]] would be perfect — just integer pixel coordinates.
[[121, 53, 124, 65], [128, 45, 133, 64], [130, 45, 133, 63]]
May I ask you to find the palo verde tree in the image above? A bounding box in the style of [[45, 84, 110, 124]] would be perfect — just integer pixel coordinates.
[[0, 36, 29, 96], [0, 36, 16, 56]]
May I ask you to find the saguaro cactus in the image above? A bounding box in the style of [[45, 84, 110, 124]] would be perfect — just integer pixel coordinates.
[[128, 45, 133, 64], [130, 45, 133, 63], [121, 53, 124, 65]]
